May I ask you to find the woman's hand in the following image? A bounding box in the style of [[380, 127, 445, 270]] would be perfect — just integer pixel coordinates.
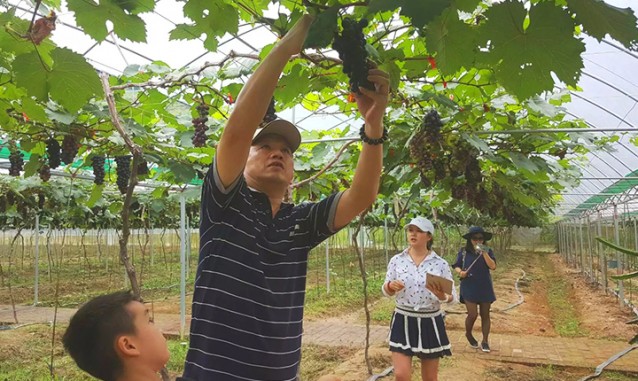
[[459, 270, 468, 279], [426, 282, 446, 301], [355, 68, 390, 130], [388, 280, 405, 293]]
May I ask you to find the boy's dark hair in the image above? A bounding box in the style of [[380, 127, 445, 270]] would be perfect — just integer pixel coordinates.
[[62, 290, 140, 381]]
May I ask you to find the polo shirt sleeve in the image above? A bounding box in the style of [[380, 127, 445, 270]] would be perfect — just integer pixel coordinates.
[[297, 191, 344, 248], [201, 156, 244, 218]]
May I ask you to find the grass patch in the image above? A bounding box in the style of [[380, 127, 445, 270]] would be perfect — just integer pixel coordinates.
[[0, 323, 357, 380], [540, 255, 586, 337], [300, 345, 358, 380]]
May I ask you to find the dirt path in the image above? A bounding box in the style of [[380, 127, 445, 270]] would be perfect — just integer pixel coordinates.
[[317, 250, 638, 380]]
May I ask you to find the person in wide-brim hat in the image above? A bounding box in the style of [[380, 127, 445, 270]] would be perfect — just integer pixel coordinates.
[[452, 226, 497, 354], [462, 226, 493, 241]]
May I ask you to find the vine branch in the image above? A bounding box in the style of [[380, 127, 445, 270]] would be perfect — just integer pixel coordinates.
[[292, 139, 358, 188]]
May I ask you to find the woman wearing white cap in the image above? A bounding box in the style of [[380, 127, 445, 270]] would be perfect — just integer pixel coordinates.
[[382, 216, 457, 381]]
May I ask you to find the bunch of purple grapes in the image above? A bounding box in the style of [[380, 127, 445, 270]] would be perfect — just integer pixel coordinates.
[[39, 163, 51, 182], [114, 155, 131, 194], [46, 138, 61, 169], [332, 17, 374, 94], [9, 149, 24, 176], [61, 135, 79, 164], [192, 103, 210, 147], [92, 156, 105, 185]]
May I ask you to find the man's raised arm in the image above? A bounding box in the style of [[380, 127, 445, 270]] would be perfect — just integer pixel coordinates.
[[215, 15, 314, 188], [333, 69, 390, 229]]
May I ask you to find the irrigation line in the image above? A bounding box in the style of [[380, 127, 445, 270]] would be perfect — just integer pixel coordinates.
[[366, 366, 393, 381], [577, 345, 638, 381], [499, 270, 526, 312]]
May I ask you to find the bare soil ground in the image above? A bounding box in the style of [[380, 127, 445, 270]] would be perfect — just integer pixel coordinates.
[[316, 250, 638, 380]]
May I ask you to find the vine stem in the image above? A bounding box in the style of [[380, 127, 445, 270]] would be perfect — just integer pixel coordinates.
[[99, 73, 142, 298], [352, 209, 373, 375], [292, 139, 358, 188]]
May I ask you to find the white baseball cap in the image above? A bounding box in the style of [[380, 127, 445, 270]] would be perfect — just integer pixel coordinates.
[[405, 217, 435, 235], [252, 119, 301, 153]]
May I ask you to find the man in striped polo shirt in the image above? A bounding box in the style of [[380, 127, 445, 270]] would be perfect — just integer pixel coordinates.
[[181, 14, 390, 381]]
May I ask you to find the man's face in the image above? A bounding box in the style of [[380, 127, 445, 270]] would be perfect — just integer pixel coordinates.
[[126, 301, 170, 371], [245, 134, 295, 189]]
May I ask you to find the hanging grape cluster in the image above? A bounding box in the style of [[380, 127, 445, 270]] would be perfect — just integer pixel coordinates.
[[61, 135, 79, 164], [408, 109, 487, 204], [263, 98, 277, 124], [9, 148, 24, 176], [92, 156, 105, 185], [39, 163, 51, 182], [192, 103, 210, 147], [332, 17, 374, 94], [408, 110, 444, 188], [137, 160, 149, 176], [46, 138, 61, 169], [114, 155, 131, 194]]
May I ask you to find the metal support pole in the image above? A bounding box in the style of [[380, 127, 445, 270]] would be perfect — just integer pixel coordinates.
[[384, 215, 388, 264], [579, 219, 584, 272], [598, 214, 606, 292], [613, 204, 624, 306], [34, 214, 39, 305], [180, 195, 187, 339], [587, 216, 595, 281]]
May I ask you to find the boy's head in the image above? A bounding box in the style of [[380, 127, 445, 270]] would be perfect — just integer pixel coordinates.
[[62, 291, 169, 381]]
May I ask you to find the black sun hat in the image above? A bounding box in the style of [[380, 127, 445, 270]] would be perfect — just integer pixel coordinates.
[[462, 226, 493, 241]]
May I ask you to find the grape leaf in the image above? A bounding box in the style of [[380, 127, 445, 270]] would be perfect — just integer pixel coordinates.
[[304, 6, 338, 49], [426, 9, 478, 75], [67, 0, 148, 42], [566, 0, 638, 48], [478, 1, 585, 100], [367, 0, 399, 15], [173, 0, 239, 52], [399, 0, 452, 30], [453, 0, 482, 13], [13, 48, 101, 112]]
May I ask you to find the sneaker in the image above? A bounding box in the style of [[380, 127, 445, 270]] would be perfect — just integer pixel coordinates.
[[466, 335, 479, 349], [481, 342, 491, 353]]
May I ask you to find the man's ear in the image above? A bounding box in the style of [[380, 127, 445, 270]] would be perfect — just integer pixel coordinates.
[[116, 335, 141, 358]]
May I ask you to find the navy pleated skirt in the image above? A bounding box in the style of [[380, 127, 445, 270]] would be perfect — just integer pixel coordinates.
[[388, 307, 452, 359]]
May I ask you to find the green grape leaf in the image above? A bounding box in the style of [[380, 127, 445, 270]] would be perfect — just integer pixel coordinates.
[[304, 6, 338, 49], [478, 1, 585, 100], [426, 9, 478, 75], [20, 96, 48, 122], [67, 0, 148, 42], [175, 0, 239, 52], [87, 185, 105, 207], [399, 0, 452, 30], [48, 48, 102, 111], [13, 48, 101, 112], [367, 0, 399, 15], [453, 0, 482, 13], [13, 51, 49, 101], [567, 0, 638, 48]]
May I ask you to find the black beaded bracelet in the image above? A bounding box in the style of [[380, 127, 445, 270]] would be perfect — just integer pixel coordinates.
[[359, 124, 388, 145]]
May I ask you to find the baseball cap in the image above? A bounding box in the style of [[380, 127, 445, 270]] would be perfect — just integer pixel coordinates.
[[252, 119, 301, 153], [405, 217, 435, 236]]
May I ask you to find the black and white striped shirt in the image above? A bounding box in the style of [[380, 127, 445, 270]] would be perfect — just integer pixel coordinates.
[[182, 160, 342, 381]]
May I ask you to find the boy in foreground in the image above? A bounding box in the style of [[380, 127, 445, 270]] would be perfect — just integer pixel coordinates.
[[62, 290, 170, 381]]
